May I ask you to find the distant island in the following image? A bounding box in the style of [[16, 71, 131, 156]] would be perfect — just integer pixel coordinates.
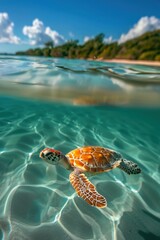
[[16, 30, 160, 61]]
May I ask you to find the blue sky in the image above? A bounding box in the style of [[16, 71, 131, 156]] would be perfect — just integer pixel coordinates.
[[0, 0, 160, 53]]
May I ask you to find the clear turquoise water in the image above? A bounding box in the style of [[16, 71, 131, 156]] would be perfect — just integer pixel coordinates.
[[0, 56, 160, 240]]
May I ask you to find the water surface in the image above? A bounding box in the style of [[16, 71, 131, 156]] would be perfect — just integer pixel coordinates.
[[0, 56, 160, 240]]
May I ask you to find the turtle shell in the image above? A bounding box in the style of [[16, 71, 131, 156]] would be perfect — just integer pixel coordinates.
[[66, 146, 121, 172]]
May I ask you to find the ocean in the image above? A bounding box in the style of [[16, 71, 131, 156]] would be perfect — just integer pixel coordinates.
[[0, 55, 160, 240]]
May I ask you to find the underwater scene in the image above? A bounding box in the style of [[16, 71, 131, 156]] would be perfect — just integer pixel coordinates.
[[0, 56, 160, 240]]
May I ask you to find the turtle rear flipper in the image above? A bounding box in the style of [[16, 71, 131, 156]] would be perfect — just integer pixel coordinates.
[[69, 170, 107, 208], [118, 159, 141, 175]]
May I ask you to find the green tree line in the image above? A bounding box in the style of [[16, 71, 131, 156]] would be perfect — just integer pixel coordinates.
[[16, 30, 160, 61]]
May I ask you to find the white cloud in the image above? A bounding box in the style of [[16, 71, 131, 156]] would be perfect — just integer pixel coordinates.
[[0, 12, 20, 44], [119, 16, 160, 44], [23, 19, 65, 46]]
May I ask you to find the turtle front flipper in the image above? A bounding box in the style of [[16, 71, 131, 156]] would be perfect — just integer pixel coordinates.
[[118, 159, 141, 175], [69, 170, 107, 208]]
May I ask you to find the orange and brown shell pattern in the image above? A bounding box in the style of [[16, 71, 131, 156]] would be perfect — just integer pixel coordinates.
[[66, 146, 122, 173]]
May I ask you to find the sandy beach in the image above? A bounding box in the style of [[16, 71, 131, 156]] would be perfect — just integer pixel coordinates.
[[94, 58, 160, 67]]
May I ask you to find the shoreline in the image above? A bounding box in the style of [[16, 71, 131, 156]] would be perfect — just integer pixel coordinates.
[[89, 58, 160, 67], [1, 53, 160, 67]]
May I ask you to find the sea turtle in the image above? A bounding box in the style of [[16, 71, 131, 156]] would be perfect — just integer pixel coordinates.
[[39, 146, 141, 208]]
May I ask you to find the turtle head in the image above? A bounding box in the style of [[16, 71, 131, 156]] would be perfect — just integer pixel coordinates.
[[39, 148, 71, 170], [40, 148, 63, 165]]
